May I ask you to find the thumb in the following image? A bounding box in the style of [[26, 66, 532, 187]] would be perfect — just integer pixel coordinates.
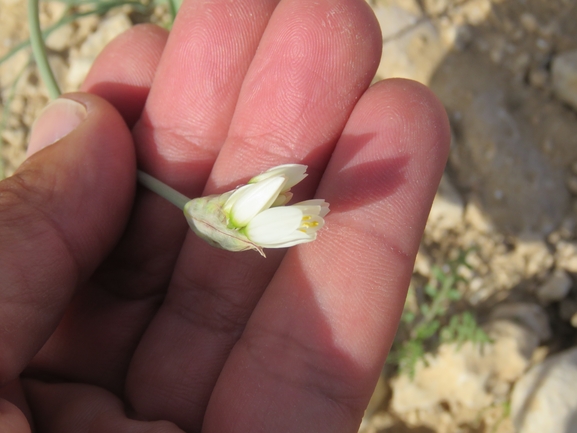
[[0, 93, 136, 384]]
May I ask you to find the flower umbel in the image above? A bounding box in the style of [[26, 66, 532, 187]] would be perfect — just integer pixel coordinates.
[[183, 164, 329, 256]]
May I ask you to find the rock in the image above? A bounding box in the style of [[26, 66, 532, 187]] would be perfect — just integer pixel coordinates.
[[536, 269, 572, 304], [391, 320, 538, 413], [548, 217, 576, 244], [556, 241, 577, 273], [373, 2, 448, 84], [484, 320, 540, 381], [571, 160, 577, 175], [567, 175, 577, 195], [519, 13, 538, 33], [515, 237, 554, 279], [489, 252, 525, 290], [391, 342, 492, 413], [464, 197, 493, 233], [0, 48, 29, 85], [431, 50, 573, 235], [423, 0, 492, 25], [45, 23, 74, 51], [511, 346, 577, 433], [528, 68, 548, 89], [1, 128, 25, 148], [559, 216, 576, 239], [426, 174, 464, 239], [42, 0, 66, 23], [364, 374, 390, 419], [552, 50, 577, 110], [66, 13, 132, 91], [559, 298, 577, 321], [490, 303, 551, 342], [413, 248, 432, 276]]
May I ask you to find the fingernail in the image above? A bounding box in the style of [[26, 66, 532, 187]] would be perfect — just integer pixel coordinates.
[[27, 98, 87, 157]]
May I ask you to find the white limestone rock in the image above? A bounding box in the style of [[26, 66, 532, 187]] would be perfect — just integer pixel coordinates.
[[391, 320, 538, 413], [512, 346, 577, 433]]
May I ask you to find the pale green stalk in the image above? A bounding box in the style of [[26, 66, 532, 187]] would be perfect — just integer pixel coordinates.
[[28, 0, 61, 99], [137, 171, 190, 210]]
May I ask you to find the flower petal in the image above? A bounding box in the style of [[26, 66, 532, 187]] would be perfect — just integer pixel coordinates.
[[293, 199, 330, 217], [272, 191, 293, 207], [222, 184, 253, 214], [227, 176, 286, 227], [249, 164, 308, 189], [244, 206, 303, 245], [257, 231, 314, 248]]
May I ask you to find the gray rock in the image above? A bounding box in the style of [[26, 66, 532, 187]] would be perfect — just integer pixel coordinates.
[[559, 298, 577, 321], [490, 302, 551, 343], [537, 269, 572, 304], [511, 346, 577, 433], [552, 50, 577, 111], [431, 50, 576, 235]]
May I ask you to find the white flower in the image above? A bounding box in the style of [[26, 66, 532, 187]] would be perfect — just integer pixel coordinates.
[[183, 164, 329, 256]]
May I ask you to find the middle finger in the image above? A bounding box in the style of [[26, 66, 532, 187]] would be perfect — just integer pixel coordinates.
[[126, 0, 382, 430]]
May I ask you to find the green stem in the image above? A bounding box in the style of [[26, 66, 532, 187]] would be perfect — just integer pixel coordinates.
[[137, 171, 190, 210], [28, 0, 61, 99]]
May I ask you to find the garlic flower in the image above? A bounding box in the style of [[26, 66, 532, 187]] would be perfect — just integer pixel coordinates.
[[183, 164, 329, 256]]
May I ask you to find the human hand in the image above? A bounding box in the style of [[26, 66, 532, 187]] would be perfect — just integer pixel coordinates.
[[0, 0, 449, 432]]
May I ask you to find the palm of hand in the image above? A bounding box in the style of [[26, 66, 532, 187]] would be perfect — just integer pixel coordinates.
[[0, 0, 449, 432]]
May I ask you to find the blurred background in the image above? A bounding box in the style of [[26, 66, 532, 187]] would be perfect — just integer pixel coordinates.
[[1, 0, 577, 432]]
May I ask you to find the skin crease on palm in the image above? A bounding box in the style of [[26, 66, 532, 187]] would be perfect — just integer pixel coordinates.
[[0, 0, 450, 432]]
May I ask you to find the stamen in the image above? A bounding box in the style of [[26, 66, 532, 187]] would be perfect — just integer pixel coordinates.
[[301, 221, 319, 229]]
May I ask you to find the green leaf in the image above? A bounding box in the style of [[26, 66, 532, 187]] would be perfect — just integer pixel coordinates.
[[402, 311, 416, 324], [415, 320, 440, 339], [447, 288, 462, 301], [424, 283, 437, 298]]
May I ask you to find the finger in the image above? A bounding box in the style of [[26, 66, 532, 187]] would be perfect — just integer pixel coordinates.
[[92, 0, 281, 304], [24, 380, 184, 433], [102, 0, 283, 314], [0, 400, 29, 433], [126, 0, 382, 430], [28, 0, 279, 402], [81, 24, 169, 128], [133, 0, 280, 183], [27, 25, 168, 393], [0, 380, 31, 433], [204, 79, 450, 432], [0, 94, 135, 384]]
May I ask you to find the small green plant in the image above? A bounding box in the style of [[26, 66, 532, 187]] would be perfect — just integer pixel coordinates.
[[389, 250, 491, 378]]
